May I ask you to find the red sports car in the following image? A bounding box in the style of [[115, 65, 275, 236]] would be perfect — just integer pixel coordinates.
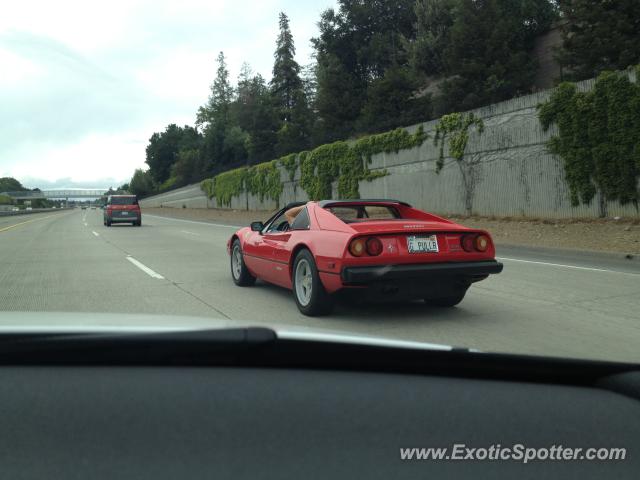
[[228, 199, 503, 316]]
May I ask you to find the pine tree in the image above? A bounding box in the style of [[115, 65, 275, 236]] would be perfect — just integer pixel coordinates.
[[197, 51, 240, 170], [197, 51, 233, 127], [270, 12, 310, 155], [233, 69, 278, 163]]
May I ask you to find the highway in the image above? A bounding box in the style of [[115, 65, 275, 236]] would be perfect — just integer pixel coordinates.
[[1, 208, 639, 363]]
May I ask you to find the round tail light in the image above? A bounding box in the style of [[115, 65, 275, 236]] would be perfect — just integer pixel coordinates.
[[461, 235, 475, 252], [349, 238, 366, 257], [366, 237, 383, 256], [475, 234, 490, 252]]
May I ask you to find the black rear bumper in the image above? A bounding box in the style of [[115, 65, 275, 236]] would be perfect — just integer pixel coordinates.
[[341, 260, 503, 283]]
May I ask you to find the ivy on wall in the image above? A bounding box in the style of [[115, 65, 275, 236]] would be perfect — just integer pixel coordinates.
[[279, 153, 299, 182], [538, 69, 640, 208], [200, 169, 245, 207], [200, 160, 283, 207], [201, 126, 428, 205], [433, 112, 484, 173]]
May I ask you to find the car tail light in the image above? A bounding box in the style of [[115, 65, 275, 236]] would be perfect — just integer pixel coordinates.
[[461, 235, 476, 252], [349, 238, 366, 257], [475, 234, 490, 252], [366, 237, 383, 256], [461, 234, 491, 252]]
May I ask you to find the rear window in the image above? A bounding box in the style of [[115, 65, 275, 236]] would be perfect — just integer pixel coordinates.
[[110, 196, 138, 205], [327, 205, 400, 223]]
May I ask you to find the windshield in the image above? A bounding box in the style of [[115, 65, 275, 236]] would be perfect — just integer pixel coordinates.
[[0, 0, 639, 365]]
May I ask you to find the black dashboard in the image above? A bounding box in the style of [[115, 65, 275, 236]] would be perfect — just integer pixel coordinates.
[[0, 329, 638, 479]]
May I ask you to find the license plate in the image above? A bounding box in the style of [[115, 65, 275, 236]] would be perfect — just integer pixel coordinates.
[[121, 211, 129, 215], [407, 235, 439, 253]]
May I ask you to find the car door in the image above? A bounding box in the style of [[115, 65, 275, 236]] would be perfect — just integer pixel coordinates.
[[257, 231, 289, 286], [251, 210, 290, 286], [267, 207, 311, 287], [241, 209, 286, 281]]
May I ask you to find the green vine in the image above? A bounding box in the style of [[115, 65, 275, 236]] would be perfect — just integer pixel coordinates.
[[201, 125, 429, 206], [201, 168, 246, 207], [279, 153, 299, 181], [353, 125, 427, 163], [433, 113, 484, 172], [299, 126, 427, 200], [200, 161, 283, 207], [200, 178, 215, 198], [538, 70, 640, 207], [246, 160, 283, 203]]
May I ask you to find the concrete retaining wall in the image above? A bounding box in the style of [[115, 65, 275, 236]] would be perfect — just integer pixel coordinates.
[[139, 184, 209, 209], [140, 72, 639, 219]]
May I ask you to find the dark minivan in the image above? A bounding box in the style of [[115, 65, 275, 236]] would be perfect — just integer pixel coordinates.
[[104, 195, 141, 227]]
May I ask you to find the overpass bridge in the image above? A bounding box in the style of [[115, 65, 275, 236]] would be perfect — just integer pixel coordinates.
[[1, 189, 108, 200]]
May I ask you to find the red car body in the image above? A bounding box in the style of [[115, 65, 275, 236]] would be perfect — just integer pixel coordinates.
[[228, 199, 503, 315], [104, 195, 142, 227]]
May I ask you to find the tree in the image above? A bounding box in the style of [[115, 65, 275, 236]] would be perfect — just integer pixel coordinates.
[[145, 124, 204, 184], [312, 0, 417, 140], [145, 124, 185, 184], [0, 177, 28, 192], [0, 194, 13, 205], [197, 52, 239, 172], [129, 169, 155, 198], [301, 63, 318, 110], [172, 149, 205, 187], [233, 70, 278, 163], [197, 51, 233, 127], [558, 0, 640, 81], [358, 66, 431, 132], [439, 0, 556, 112], [314, 52, 365, 142], [406, 0, 455, 77], [271, 12, 311, 155]]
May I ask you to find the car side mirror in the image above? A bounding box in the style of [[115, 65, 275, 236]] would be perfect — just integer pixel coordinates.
[[250, 221, 264, 232]]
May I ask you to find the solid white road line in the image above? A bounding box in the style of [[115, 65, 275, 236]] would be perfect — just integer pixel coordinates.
[[145, 214, 241, 229], [497, 256, 639, 276], [92, 231, 99, 237], [180, 230, 200, 236], [126, 256, 165, 279]]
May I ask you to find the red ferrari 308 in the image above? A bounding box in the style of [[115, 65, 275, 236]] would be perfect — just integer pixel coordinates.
[[228, 199, 503, 316]]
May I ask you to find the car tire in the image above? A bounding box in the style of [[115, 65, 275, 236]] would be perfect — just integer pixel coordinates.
[[424, 289, 467, 307], [230, 239, 256, 286], [292, 249, 333, 316]]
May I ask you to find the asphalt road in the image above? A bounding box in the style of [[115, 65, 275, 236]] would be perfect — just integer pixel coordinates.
[[1, 208, 639, 363]]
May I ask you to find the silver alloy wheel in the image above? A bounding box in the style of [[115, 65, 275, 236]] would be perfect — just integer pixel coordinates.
[[231, 244, 242, 280], [295, 258, 313, 306]]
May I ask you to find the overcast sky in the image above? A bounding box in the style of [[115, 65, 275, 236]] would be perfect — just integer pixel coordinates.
[[0, 0, 336, 189]]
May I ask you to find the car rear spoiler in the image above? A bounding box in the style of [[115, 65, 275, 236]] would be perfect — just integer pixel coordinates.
[[318, 199, 412, 208]]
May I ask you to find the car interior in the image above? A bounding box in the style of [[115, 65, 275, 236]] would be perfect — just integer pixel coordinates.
[[328, 205, 401, 222]]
